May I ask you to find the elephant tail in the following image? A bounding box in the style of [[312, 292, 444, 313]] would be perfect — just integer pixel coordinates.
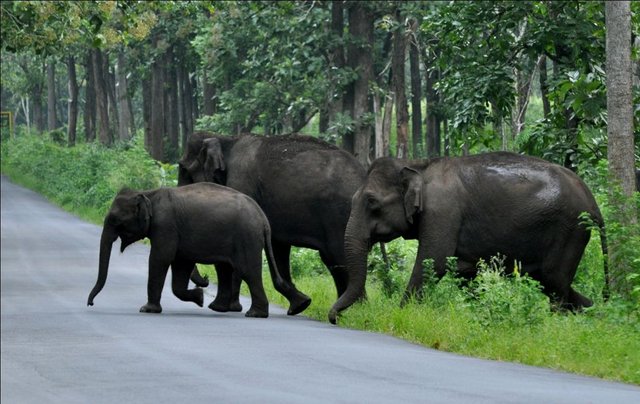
[[262, 221, 312, 316], [262, 223, 285, 289], [597, 218, 609, 301]]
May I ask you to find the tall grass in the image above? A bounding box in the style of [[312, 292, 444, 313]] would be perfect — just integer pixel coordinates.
[[2, 133, 638, 385]]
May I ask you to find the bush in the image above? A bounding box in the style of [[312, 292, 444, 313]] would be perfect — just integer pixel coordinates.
[[1, 133, 171, 221]]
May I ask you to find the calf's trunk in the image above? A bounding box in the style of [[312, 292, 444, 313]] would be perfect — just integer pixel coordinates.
[[87, 226, 118, 305]]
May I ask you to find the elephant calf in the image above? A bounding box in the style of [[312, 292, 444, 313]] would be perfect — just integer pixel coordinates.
[[87, 183, 311, 317]]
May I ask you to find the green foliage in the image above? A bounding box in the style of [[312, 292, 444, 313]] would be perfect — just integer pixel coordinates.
[[1, 133, 168, 221], [470, 256, 549, 328]]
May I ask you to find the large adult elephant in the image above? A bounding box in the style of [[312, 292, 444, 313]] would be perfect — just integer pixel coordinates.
[[329, 152, 608, 324], [179, 132, 367, 313]]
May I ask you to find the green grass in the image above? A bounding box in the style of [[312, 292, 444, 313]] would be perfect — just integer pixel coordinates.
[[2, 132, 639, 386], [260, 252, 640, 385]]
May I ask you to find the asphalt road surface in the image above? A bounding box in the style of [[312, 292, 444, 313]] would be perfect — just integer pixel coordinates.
[[2, 175, 639, 404]]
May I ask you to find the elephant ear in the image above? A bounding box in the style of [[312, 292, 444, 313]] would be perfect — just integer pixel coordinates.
[[201, 138, 226, 183], [401, 167, 423, 224], [136, 194, 152, 235]]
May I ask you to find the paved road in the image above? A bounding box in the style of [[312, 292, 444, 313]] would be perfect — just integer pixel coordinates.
[[2, 175, 639, 403]]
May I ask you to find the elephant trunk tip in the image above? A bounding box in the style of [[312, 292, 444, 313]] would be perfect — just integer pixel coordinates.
[[328, 308, 339, 325]]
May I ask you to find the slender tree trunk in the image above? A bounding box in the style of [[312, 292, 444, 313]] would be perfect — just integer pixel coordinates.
[[92, 49, 111, 145], [348, 2, 374, 167], [538, 54, 551, 119], [84, 52, 96, 142], [605, 0, 636, 296], [104, 53, 119, 142], [47, 60, 57, 130], [326, 0, 345, 136], [142, 76, 152, 152], [392, 9, 409, 159], [67, 56, 78, 146], [202, 69, 216, 116], [409, 19, 422, 158], [150, 36, 165, 161], [166, 45, 180, 161], [425, 61, 440, 157], [116, 51, 133, 142], [178, 62, 194, 151]]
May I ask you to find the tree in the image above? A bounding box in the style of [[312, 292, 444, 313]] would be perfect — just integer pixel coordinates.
[[392, 7, 409, 159], [605, 0, 637, 295], [347, 2, 374, 167]]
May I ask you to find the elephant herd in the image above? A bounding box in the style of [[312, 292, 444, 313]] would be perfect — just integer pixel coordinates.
[[88, 132, 608, 324]]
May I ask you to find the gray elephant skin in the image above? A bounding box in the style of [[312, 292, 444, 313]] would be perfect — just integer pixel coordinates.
[[87, 183, 311, 317], [178, 132, 366, 312], [329, 152, 607, 324]]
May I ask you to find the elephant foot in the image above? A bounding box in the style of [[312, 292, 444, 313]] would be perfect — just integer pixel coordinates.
[[245, 307, 269, 318], [287, 294, 312, 316], [229, 300, 243, 312], [208, 300, 230, 313], [140, 303, 162, 313], [195, 289, 204, 308], [190, 270, 209, 288]]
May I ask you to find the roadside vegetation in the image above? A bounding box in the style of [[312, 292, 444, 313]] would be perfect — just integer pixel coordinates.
[[2, 132, 638, 385]]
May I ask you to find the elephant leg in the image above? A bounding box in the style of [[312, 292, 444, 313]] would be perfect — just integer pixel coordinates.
[[171, 259, 204, 307], [209, 263, 233, 312], [319, 248, 349, 299], [402, 216, 458, 306], [140, 244, 175, 313], [190, 266, 209, 288], [540, 230, 592, 311], [272, 241, 293, 283], [228, 272, 243, 312], [239, 256, 269, 318]]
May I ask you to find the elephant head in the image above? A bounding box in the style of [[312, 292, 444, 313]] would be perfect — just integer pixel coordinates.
[[178, 134, 227, 186], [87, 189, 153, 306], [329, 158, 424, 324]]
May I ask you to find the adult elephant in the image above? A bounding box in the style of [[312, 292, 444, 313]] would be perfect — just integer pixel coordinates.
[[329, 152, 608, 324], [179, 132, 367, 313]]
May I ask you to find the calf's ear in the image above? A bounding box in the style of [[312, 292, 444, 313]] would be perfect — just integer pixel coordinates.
[[401, 167, 423, 224], [136, 194, 152, 234]]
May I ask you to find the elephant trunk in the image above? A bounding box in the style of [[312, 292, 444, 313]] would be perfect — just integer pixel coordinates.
[[87, 225, 117, 306], [328, 210, 369, 324]]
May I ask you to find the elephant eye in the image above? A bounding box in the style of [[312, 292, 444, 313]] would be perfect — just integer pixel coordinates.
[[366, 195, 381, 212]]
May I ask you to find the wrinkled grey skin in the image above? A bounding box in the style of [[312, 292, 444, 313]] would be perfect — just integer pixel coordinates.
[[179, 132, 366, 313], [329, 152, 607, 324], [87, 183, 311, 317]]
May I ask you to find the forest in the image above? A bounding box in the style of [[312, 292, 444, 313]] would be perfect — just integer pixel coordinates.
[[1, 1, 639, 383]]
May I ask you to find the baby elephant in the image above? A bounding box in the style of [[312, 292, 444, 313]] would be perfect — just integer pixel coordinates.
[[87, 182, 311, 317]]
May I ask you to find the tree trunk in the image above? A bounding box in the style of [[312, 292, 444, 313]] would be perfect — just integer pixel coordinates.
[[150, 36, 166, 161], [605, 0, 637, 296], [67, 56, 78, 146], [326, 0, 345, 137], [142, 76, 152, 152], [202, 69, 216, 116], [116, 51, 133, 142], [392, 9, 409, 159], [92, 49, 111, 146], [179, 61, 194, 151], [425, 62, 440, 158], [104, 53, 119, 142], [409, 19, 422, 158], [166, 46, 180, 161], [538, 54, 551, 119], [348, 3, 374, 168], [47, 60, 57, 130], [84, 52, 96, 142]]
